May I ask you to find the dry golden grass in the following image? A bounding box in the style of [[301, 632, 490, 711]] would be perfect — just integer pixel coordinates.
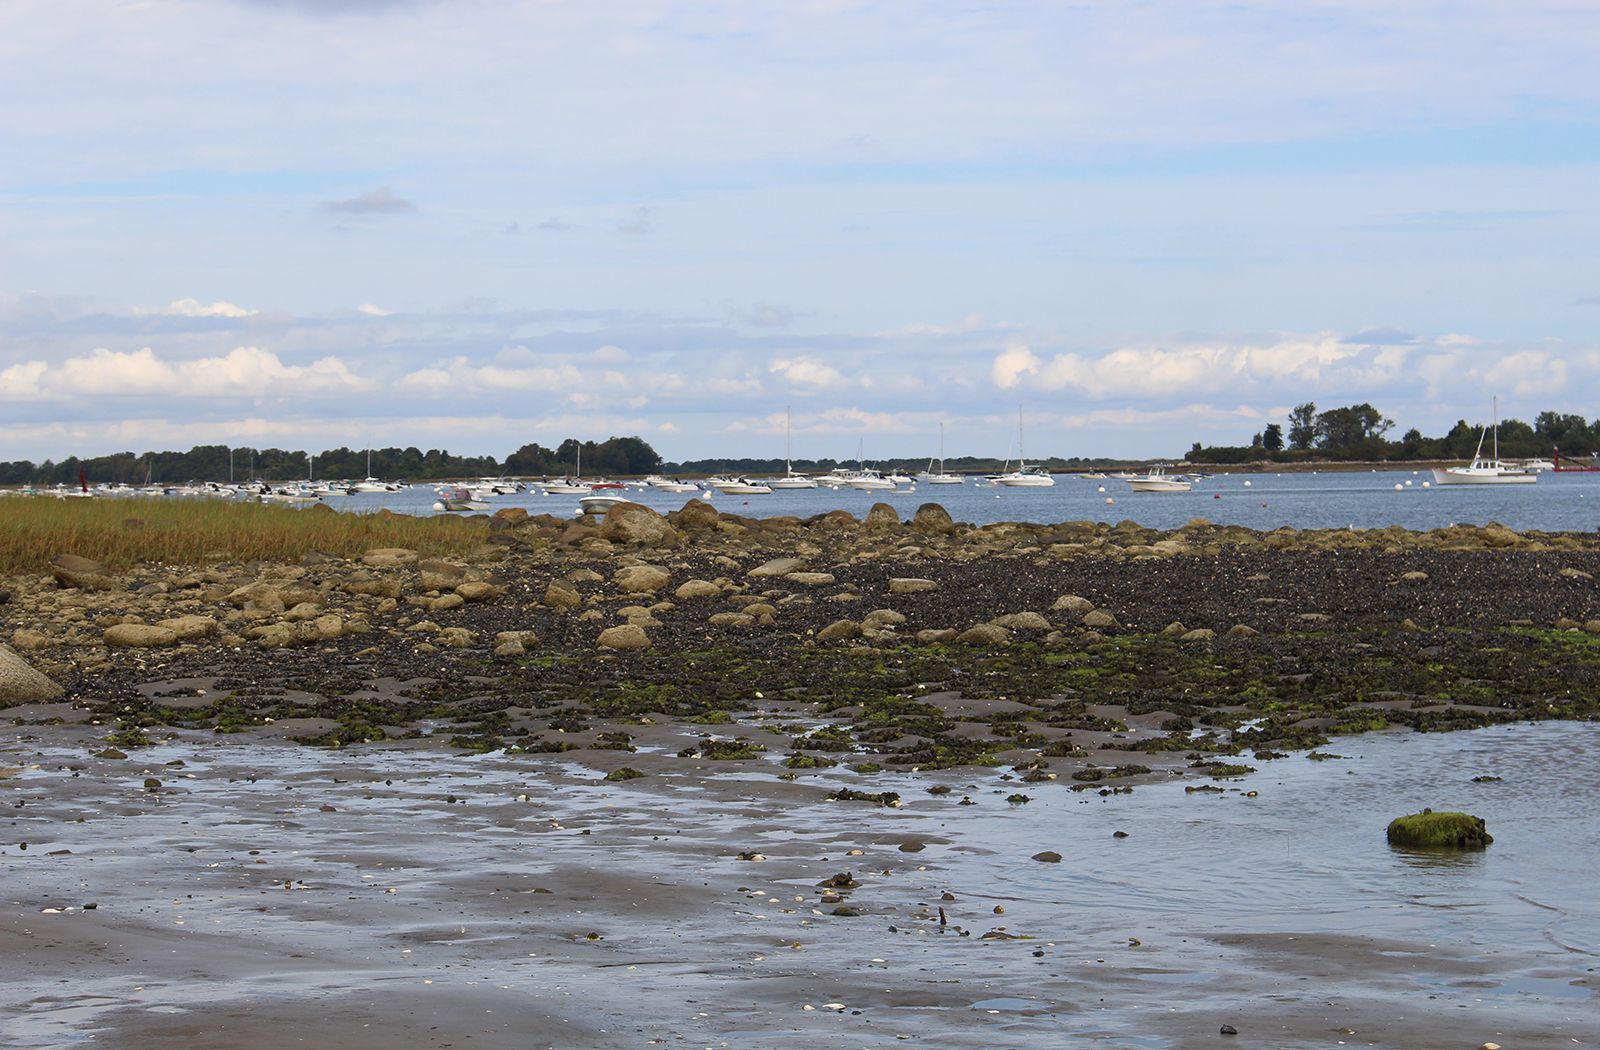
[[0, 496, 488, 574]]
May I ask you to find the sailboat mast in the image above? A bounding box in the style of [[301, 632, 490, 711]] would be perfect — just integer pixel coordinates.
[[1493, 396, 1499, 462], [786, 406, 792, 472], [1017, 405, 1025, 467]]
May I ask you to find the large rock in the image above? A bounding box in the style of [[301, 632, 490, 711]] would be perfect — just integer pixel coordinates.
[[956, 623, 1010, 646], [785, 571, 837, 587], [863, 502, 901, 532], [910, 503, 955, 534], [990, 611, 1052, 631], [0, 644, 63, 703], [601, 503, 680, 547], [362, 547, 418, 567], [674, 579, 722, 600], [50, 553, 119, 591], [227, 582, 286, 612], [1051, 594, 1095, 615], [104, 624, 179, 647], [889, 577, 938, 594], [748, 557, 806, 578], [1386, 809, 1492, 849], [674, 498, 720, 530], [816, 619, 863, 642], [597, 624, 652, 651], [155, 615, 219, 641], [544, 581, 583, 610], [615, 565, 671, 595], [454, 581, 501, 602]]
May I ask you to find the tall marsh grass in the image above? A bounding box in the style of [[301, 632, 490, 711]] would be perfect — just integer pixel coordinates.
[[0, 497, 488, 574]]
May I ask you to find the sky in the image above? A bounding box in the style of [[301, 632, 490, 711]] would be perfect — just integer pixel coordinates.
[[3, 0, 1598, 463]]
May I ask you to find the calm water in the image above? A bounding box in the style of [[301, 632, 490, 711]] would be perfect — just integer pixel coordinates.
[[341, 468, 1600, 532]]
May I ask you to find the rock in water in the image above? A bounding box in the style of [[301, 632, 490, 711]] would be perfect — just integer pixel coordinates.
[[0, 644, 64, 703], [1386, 809, 1493, 849]]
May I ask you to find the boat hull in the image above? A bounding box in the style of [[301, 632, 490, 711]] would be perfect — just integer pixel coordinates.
[[1127, 479, 1192, 492], [995, 476, 1055, 487], [1430, 468, 1537, 485]]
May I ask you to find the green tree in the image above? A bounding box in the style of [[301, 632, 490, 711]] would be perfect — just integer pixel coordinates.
[[1261, 423, 1283, 451], [1287, 403, 1317, 450]]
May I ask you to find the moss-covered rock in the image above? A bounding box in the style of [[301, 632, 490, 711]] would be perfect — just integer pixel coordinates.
[[1386, 809, 1492, 849]]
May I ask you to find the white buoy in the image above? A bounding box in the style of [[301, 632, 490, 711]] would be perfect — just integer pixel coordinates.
[[431, 501, 446, 512], [1422, 481, 1430, 488], [1105, 497, 1114, 505], [1405, 479, 1413, 486], [699, 490, 713, 500], [1394, 483, 1403, 491], [1097, 485, 1106, 493], [1244, 480, 1252, 487]]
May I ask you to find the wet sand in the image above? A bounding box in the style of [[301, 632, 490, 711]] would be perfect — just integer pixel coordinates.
[[5, 717, 1597, 1049]]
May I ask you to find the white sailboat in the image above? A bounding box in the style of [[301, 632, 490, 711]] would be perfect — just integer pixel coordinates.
[[770, 407, 818, 489], [919, 422, 964, 485], [1431, 398, 1537, 485], [994, 407, 1055, 487], [542, 444, 592, 494]]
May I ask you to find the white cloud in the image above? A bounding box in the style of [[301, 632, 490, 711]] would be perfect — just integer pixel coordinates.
[[396, 356, 584, 394], [156, 298, 259, 318], [770, 356, 847, 390], [356, 303, 392, 316], [990, 344, 1041, 389], [0, 345, 370, 401]]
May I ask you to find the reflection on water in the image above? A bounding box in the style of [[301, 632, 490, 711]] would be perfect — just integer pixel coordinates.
[[1388, 846, 1489, 871]]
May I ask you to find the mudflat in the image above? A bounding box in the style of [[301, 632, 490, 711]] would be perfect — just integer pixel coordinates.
[[4, 502, 1599, 1046]]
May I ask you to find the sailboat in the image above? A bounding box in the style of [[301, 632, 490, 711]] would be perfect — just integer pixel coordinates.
[[1431, 398, 1537, 486], [542, 443, 592, 494], [994, 407, 1055, 487], [350, 448, 392, 493], [770, 406, 818, 489], [919, 422, 964, 484]]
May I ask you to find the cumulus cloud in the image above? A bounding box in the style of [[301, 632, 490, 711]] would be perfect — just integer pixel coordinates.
[[770, 356, 847, 390], [0, 346, 371, 401], [990, 344, 1042, 389], [397, 356, 584, 395], [322, 187, 415, 214]]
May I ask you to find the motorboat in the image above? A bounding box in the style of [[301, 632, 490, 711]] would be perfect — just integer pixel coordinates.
[[1431, 399, 1537, 486], [706, 476, 774, 495], [1519, 457, 1555, 472], [1126, 465, 1192, 492], [578, 491, 633, 515], [434, 487, 490, 512], [645, 475, 702, 493], [846, 469, 897, 491], [815, 468, 854, 489], [541, 478, 591, 495]]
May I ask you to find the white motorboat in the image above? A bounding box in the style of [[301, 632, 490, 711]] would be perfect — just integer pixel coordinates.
[[1520, 457, 1555, 472], [815, 468, 854, 488], [1431, 398, 1537, 486], [645, 476, 701, 493], [578, 492, 633, 514], [846, 469, 897, 491], [1126, 465, 1192, 492], [706, 476, 774, 495]]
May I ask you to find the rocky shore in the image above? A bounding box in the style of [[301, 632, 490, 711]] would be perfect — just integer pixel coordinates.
[[6, 499, 1599, 1047], [5, 499, 1600, 786]]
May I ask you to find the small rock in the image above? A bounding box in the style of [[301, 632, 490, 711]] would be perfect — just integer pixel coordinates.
[[816, 619, 863, 642], [748, 557, 806, 578], [674, 579, 722, 600], [544, 581, 582, 610], [1179, 628, 1215, 643], [1225, 624, 1257, 638], [785, 571, 837, 587], [1031, 851, 1062, 863], [1220, 1024, 1238, 1036], [955, 623, 1009, 647], [1081, 609, 1119, 629], [1400, 570, 1429, 583], [1051, 594, 1094, 614], [888, 577, 938, 594]]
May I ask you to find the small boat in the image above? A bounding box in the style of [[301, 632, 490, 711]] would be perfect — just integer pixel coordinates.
[[993, 407, 1056, 487], [846, 469, 897, 491], [770, 407, 818, 488], [1519, 457, 1555, 473], [1126, 465, 1192, 492], [1431, 399, 1537, 486], [542, 478, 590, 495], [434, 487, 490, 512], [578, 492, 633, 515], [706, 476, 774, 495], [645, 475, 701, 493]]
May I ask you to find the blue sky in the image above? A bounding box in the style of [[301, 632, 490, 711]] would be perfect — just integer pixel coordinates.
[[3, 0, 1598, 462]]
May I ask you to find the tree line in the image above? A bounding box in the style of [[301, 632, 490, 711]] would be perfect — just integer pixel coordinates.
[[1189, 404, 1600, 464], [0, 436, 664, 486]]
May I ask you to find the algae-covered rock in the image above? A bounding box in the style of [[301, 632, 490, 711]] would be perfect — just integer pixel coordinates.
[[1386, 809, 1492, 849]]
